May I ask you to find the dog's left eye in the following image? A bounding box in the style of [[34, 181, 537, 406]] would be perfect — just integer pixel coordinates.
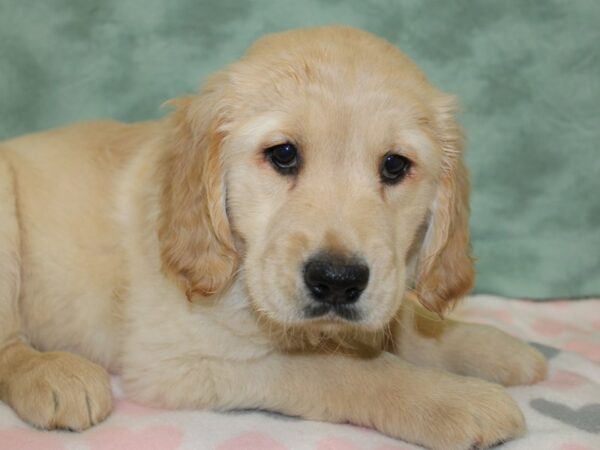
[[265, 143, 299, 175], [380, 153, 412, 184]]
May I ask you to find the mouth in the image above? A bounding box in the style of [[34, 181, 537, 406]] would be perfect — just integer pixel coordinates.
[[303, 303, 361, 322]]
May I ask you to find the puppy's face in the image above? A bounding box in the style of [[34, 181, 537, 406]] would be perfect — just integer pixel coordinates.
[[224, 92, 435, 329], [160, 27, 474, 334]]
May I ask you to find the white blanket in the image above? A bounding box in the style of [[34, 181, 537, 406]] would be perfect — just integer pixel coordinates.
[[1, 295, 598, 450]]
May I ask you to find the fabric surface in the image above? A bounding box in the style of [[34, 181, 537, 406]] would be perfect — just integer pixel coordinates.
[[0, 295, 598, 449], [0, 0, 599, 298]]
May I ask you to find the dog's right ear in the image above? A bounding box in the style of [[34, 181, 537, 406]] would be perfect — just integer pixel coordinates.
[[157, 78, 238, 301]]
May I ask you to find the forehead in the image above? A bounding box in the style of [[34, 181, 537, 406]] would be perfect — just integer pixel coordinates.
[[231, 49, 433, 120], [220, 30, 443, 170], [225, 68, 440, 173]]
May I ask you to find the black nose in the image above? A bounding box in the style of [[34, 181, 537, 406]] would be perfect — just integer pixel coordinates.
[[303, 255, 370, 305]]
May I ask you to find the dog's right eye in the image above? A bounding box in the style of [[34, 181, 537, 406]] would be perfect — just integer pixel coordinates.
[[265, 143, 299, 175]]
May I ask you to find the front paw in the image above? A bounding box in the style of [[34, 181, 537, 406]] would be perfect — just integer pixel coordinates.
[[428, 378, 525, 450], [377, 375, 525, 450], [446, 324, 548, 386], [495, 339, 547, 386], [6, 351, 112, 430]]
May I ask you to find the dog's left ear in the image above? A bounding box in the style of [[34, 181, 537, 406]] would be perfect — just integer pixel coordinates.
[[414, 94, 475, 315], [157, 80, 238, 301]]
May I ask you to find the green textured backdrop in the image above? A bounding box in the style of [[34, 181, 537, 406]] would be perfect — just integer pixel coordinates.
[[1, 0, 599, 298]]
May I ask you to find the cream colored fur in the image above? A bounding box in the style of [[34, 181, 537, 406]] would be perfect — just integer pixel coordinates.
[[0, 27, 546, 450]]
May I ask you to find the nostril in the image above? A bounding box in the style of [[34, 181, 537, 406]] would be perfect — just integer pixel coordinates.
[[345, 287, 362, 302], [310, 284, 331, 299], [303, 255, 370, 305]]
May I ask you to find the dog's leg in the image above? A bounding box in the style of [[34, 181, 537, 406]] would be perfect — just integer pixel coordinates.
[[0, 157, 112, 430], [0, 157, 23, 361], [123, 351, 525, 450], [389, 294, 547, 386]]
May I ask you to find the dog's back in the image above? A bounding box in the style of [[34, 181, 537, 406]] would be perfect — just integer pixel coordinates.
[[0, 121, 150, 368]]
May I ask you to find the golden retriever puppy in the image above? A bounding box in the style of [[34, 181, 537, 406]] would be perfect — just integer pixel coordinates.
[[0, 27, 546, 449]]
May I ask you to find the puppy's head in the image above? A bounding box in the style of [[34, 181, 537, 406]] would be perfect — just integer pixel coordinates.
[[159, 27, 474, 332]]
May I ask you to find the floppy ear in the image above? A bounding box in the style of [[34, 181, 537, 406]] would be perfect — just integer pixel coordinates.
[[157, 84, 238, 301], [414, 95, 475, 315]]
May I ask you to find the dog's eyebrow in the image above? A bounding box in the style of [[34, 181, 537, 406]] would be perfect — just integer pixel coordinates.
[[237, 114, 287, 142], [224, 113, 289, 156], [392, 126, 441, 175]]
